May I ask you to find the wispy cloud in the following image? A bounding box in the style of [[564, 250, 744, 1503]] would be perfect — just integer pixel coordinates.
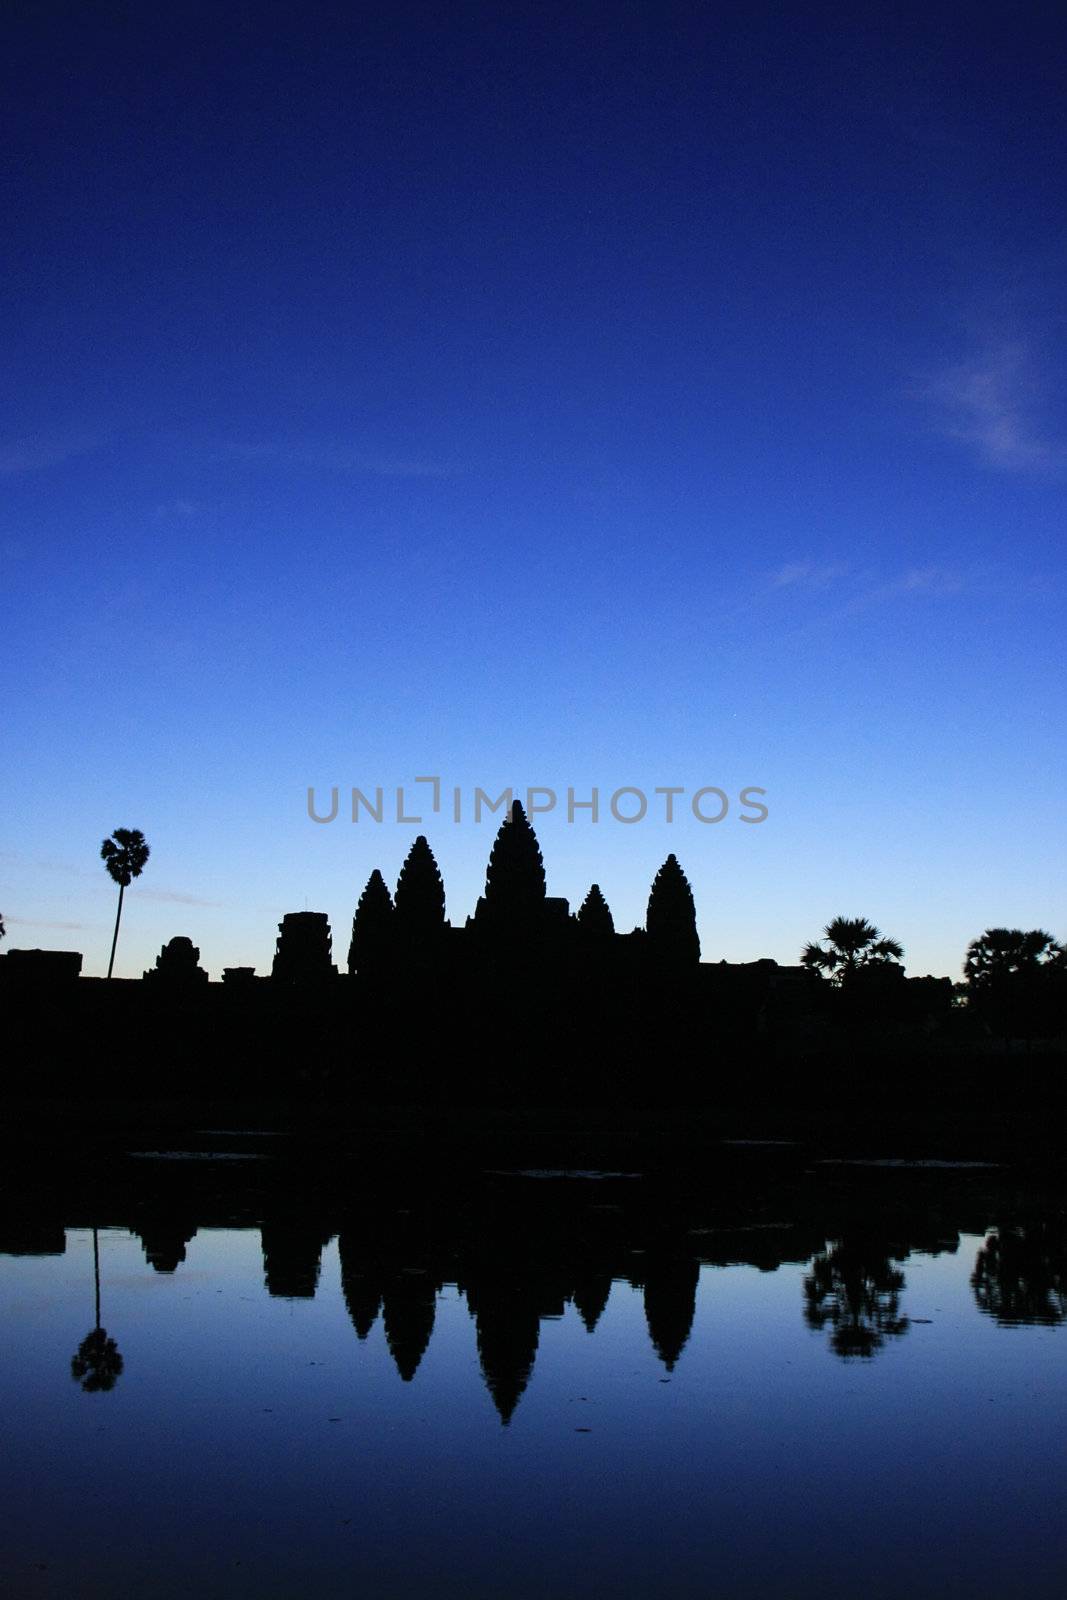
[[770, 562, 849, 589], [0, 851, 87, 876], [132, 887, 223, 908], [5, 916, 90, 931], [0, 853, 221, 909], [768, 562, 973, 634], [922, 341, 1065, 474], [842, 565, 967, 614], [152, 499, 203, 520], [0, 428, 107, 475], [222, 440, 460, 479], [892, 566, 966, 597]]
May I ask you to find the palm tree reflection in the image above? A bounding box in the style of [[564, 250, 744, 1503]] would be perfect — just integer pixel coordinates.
[[71, 1227, 123, 1393], [972, 1222, 1067, 1326], [804, 1238, 909, 1359]]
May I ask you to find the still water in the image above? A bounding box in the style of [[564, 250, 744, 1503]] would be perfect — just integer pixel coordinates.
[[1, 1156, 1065, 1598]]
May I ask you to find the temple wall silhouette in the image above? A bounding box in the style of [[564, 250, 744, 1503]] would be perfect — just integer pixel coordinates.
[[1, 800, 1062, 1120]]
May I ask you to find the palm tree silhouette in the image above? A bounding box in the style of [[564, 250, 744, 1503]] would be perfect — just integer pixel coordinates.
[[71, 1228, 124, 1392], [800, 916, 903, 983], [963, 927, 1064, 1043], [100, 827, 150, 979], [964, 927, 1062, 987]]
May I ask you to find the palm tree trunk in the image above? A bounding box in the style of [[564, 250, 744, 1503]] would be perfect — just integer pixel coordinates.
[[93, 1227, 101, 1330], [106, 881, 125, 979]]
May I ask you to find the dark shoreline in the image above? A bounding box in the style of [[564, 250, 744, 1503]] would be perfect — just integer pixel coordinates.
[[4, 1077, 1065, 1174]]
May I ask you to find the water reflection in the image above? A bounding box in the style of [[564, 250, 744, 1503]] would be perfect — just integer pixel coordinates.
[[261, 1214, 334, 1298], [572, 1268, 612, 1332], [3, 1158, 1064, 1418], [468, 1271, 544, 1422], [133, 1215, 198, 1273], [383, 1266, 438, 1383], [4, 1155, 1065, 1600], [971, 1221, 1067, 1326], [638, 1251, 700, 1371], [71, 1326, 124, 1392], [339, 1235, 384, 1340], [70, 1225, 124, 1393], [803, 1238, 909, 1359], [43, 1204, 1067, 1409]]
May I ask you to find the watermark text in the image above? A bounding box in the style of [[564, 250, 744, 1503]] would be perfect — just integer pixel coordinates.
[[306, 778, 769, 826]]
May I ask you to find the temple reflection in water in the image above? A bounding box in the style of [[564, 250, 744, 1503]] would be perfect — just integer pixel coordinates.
[[3, 1154, 1063, 1426]]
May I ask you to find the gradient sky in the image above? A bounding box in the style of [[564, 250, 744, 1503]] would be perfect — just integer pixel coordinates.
[[3, 1, 1065, 979]]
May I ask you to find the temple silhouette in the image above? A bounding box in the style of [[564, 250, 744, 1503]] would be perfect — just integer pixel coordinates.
[[269, 801, 707, 983], [0, 802, 753, 991], [3, 799, 1062, 1128]]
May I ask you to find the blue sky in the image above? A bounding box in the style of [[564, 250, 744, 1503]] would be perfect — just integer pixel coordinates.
[[2, 1, 1064, 978]]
